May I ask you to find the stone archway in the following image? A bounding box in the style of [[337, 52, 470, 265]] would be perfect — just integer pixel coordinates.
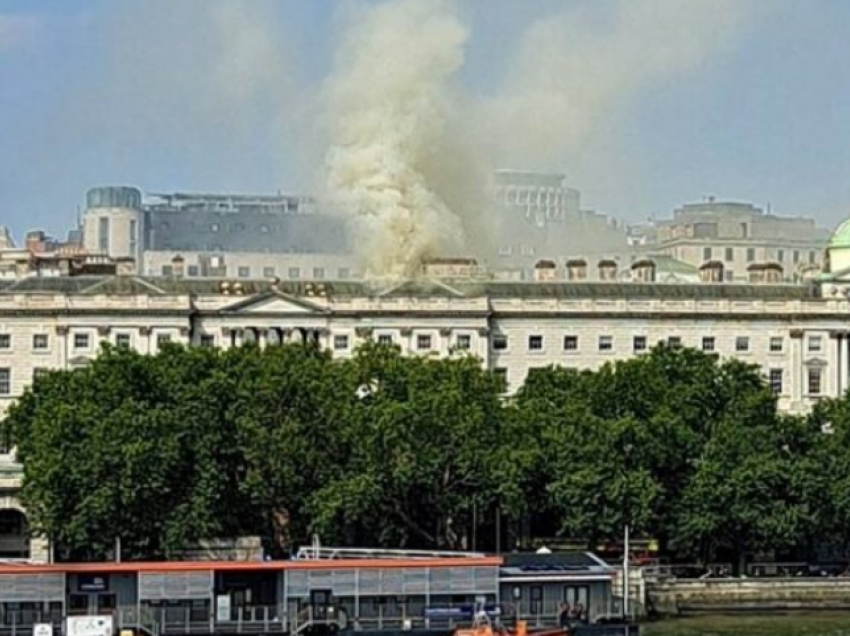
[[0, 508, 29, 558]]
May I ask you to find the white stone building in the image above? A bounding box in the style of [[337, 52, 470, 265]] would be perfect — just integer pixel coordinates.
[[0, 273, 845, 421], [0, 231, 849, 560], [640, 199, 831, 282]]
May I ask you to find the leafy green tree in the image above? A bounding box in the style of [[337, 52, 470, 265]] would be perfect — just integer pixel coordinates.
[[308, 343, 503, 550], [801, 396, 850, 557], [8, 345, 227, 558], [234, 343, 354, 553], [672, 391, 810, 572], [1, 338, 827, 565]]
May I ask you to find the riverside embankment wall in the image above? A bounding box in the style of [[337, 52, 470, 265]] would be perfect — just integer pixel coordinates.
[[647, 578, 850, 615]]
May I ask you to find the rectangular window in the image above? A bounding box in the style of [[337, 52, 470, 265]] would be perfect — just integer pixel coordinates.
[[238, 266, 250, 278], [199, 334, 215, 348], [633, 336, 647, 352], [809, 336, 822, 353], [528, 335, 543, 351], [668, 336, 682, 348], [32, 334, 48, 350], [599, 335, 613, 351], [747, 248, 756, 262], [777, 249, 785, 262], [769, 337, 783, 353], [808, 368, 822, 395], [377, 334, 393, 346], [492, 334, 508, 351], [769, 369, 783, 394], [288, 267, 301, 280], [187, 265, 199, 277], [313, 267, 325, 280], [810, 251, 817, 265], [564, 335, 578, 351], [725, 247, 734, 262], [794, 250, 800, 264], [98, 217, 109, 252], [115, 333, 131, 348], [494, 368, 508, 392], [157, 334, 172, 347], [263, 266, 276, 278], [736, 336, 750, 352], [417, 334, 432, 350], [703, 247, 712, 261], [74, 333, 90, 350], [338, 268, 351, 279], [334, 335, 349, 351], [161, 265, 173, 276], [129, 219, 137, 254], [456, 334, 471, 350], [33, 368, 48, 382], [0, 334, 9, 350], [702, 336, 715, 352], [0, 369, 10, 395]]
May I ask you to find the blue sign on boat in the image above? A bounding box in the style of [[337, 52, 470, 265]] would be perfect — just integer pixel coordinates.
[[423, 606, 502, 618], [423, 607, 466, 618]]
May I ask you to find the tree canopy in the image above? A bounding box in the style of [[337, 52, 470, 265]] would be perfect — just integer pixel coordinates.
[[3, 341, 841, 567]]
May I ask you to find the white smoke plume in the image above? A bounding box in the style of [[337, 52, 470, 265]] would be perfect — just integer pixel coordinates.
[[322, 0, 470, 279], [322, 0, 752, 278], [476, 0, 752, 170]]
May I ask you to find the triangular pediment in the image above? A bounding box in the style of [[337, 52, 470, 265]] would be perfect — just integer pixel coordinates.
[[221, 290, 328, 315]]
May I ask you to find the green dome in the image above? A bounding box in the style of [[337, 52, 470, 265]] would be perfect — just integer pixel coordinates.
[[830, 219, 850, 248]]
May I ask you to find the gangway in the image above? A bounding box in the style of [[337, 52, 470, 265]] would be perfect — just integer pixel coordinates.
[[295, 535, 486, 560]]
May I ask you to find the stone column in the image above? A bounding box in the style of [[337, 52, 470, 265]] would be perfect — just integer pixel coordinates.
[[316, 327, 330, 350], [831, 331, 845, 397], [839, 331, 850, 398], [401, 328, 414, 354], [55, 326, 69, 370], [139, 326, 153, 355], [355, 327, 373, 347], [478, 327, 490, 367], [789, 329, 804, 410], [439, 328, 451, 356]]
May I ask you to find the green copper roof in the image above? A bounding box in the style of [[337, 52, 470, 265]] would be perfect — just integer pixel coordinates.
[[830, 219, 850, 248]]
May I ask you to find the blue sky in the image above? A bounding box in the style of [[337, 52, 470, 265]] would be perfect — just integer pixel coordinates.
[[1, 0, 850, 239]]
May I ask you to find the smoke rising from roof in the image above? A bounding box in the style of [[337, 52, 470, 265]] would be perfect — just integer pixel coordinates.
[[319, 0, 752, 277], [322, 0, 470, 279], [0, 0, 756, 270]]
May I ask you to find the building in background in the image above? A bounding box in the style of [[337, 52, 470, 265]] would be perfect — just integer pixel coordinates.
[[491, 170, 628, 279], [638, 198, 831, 282], [82, 187, 359, 280]]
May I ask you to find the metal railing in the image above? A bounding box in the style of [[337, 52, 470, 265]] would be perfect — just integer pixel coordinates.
[[640, 562, 733, 579], [294, 546, 487, 560]]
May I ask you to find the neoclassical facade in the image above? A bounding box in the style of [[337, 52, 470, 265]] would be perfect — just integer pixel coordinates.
[[0, 276, 847, 418], [0, 269, 849, 560]]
